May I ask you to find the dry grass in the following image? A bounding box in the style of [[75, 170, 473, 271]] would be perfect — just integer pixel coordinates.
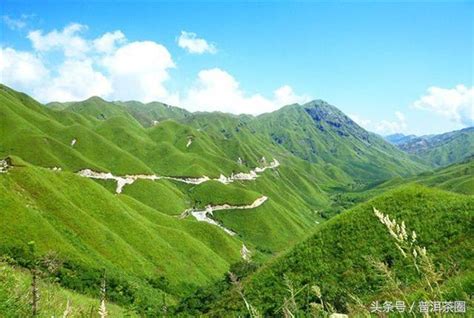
[[372, 207, 446, 316]]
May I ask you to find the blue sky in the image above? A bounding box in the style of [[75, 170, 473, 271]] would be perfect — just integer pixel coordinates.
[[1, 0, 472, 135]]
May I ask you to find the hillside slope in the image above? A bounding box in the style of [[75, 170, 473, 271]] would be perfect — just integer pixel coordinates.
[[378, 157, 474, 195], [0, 260, 134, 317], [324, 157, 474, 216], [0, 84, 447, 316], [1, 84, 428, 254], [395, 127, 474, 167], [0, 159, 246, 308], [56, 92, 428, 184], [250, 100, 428, 182], [0, 85, 346, 313], [177, 185, 473, 316], [0, 85, 338, 251]]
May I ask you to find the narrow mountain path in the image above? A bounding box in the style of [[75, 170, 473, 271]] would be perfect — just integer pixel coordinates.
[[0, 159, 10, 173], [75, 159, 278, 240], [77, 159, 280, 193], [179, 196, 268, 236], [2, 157, 275, 259], [241, 243, 251, 261]]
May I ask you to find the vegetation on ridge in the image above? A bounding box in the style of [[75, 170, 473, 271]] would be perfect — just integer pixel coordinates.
[[177, 185, 473, 316], [1, 84, 472, 316]]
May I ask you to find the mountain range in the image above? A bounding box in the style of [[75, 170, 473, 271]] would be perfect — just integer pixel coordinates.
[[0, 84, 472, 316], [385, 127, 474, 167]]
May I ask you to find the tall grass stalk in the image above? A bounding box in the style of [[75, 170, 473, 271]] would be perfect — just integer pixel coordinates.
[[30, 267, 40, 316], [229, 271, 261, 318], [98, 271, 108, 318], [62, 299, 72, 317], [373, 207, 445, 316]]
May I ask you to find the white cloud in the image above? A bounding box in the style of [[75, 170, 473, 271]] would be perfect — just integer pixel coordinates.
[[395, 111, 405, 122], [93, 31, 126, 53], [102, 41, 176, 103], [349, 111, 408, 135], [177, 31, 216, 54], [273, 85, 311, 107], [2, 15, 27, 30], [2, 23, 307, 112], [348, 113, 371, 129], [1, 24, 179, 103], [182, 68, 309, 114], [27, 23, 90, 57], [413, 85, 474, 126], [0, 47, 48, 89], [374, 111, 407, 135], [0, 46, 112, 103], [37, 59, 112, 102]]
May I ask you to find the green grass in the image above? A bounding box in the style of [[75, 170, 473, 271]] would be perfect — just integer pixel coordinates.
[[117, 100, 191, 127], [397, 127, 474, 167], [1, 84, 470, 316], [0, 162, 244, 312], [121, 179, 188, 215], [197, 185, 473, 316], [0, 85, 239, 177], [188, 180, 262, 208], [321, 157, 474, 218], [0, 84, 346, 255], [0, 260, 134, 317]]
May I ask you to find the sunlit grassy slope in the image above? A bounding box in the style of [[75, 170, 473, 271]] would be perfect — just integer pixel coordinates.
[[0, 84, 444, 315], [0, 161, 243, 304], [191, 185, 473, 316], [396, 127, 474, 167], [0, 261, 134, 317], [2, 83, 426, 254], [334, 157, 474, 208], [181, 104, 429, 184]]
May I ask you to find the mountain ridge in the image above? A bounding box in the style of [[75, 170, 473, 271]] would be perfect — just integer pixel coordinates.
[[177, 182, 474, 316], [388, 126, 474, 167], [1, 83, 472, 316]]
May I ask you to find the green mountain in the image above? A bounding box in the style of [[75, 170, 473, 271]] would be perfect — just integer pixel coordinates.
[[178, 184, 474, 316], [0, 259, 134, 317], [57, 95, 428, 183], [392, 127, 474, 167], [0, 157, 245, 308], [0, 85, 341, 254], [118, 100, 191, 126], [323, 157, 474, 215], [1, 84, 469, 316], [0, 85, 338, 312], [374, 157, 474, 195], [248, 100, 428, 182]]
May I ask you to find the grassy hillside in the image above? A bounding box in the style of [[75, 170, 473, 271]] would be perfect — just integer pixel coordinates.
[[411, 157, 474, 194], [0, 260, 134, 317], [0, 160, 247, 313], [0, 84, 431, 184], [0, 85, 241, 177], [0, 85, 345, 314], [182, 185, 473, 316], [118, 100, 191, 127], [396, 127, 474, 167], [0, 84, 356, 253], [250, 100, 429, 182], [2, 84, 464, 316], [325, 157, 474, 217], [188, 180, 262, 208], [2, 84, 427, 184]]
